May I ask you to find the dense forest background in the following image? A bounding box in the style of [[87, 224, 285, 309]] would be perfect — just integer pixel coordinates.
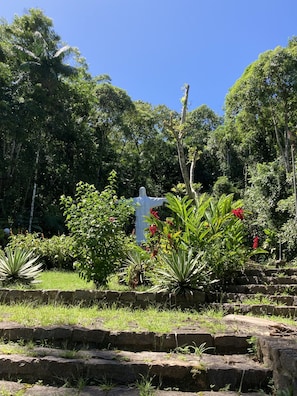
[[1, 9, 297, 260]]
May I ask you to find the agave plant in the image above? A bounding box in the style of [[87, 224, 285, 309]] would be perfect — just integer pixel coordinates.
[[151, 248, 214, 296], [0, 247, 43, 286], [118, 249, 153, 289]]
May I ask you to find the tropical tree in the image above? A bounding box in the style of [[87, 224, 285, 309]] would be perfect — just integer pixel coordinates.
[[225, 37, 297, 175], [223, 37, 297, 261], [0, 9, 98, 233]]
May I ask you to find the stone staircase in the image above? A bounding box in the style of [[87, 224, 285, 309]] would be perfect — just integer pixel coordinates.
[[0, 322, 272, 395], [0, 263, 297, 395], [207, 264, 297, 319]]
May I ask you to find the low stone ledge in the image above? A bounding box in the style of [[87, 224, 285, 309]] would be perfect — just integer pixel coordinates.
[[71, 327, 108, 345], [0, 325, 34, 341], [214, 334, 249, 354], [0, 288, 206, 308], [107, 331, 156, 351], [33, 326, 73, 342]]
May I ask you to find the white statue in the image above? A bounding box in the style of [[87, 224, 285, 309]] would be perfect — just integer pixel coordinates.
[[133, 187, 166, 244]]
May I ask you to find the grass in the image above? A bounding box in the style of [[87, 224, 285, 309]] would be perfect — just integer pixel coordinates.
[[0, 302, 227, 333], [6, 270, 146, 291], [0, 301, 296, 334], [240, 294, 276, 306]]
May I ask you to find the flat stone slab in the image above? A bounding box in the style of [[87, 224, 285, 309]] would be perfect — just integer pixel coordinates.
[[0, 380, 270, 395], [0, 348, 271, 392], [223, 314, 297, 336]]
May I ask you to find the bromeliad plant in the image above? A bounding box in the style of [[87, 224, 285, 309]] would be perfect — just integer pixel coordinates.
[[0, 247, 43, 286]]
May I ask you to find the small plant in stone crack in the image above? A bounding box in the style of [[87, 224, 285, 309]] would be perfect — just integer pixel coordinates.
[[75, 377, 88, 392], [98, 376, 115, 391], [218, 384, 231, 391], [247, 336, 258, 355], [59, 349, 79, 359], [282, 286, 295, 295], [136, 374, 156, 396], [276, 387, 294, 396], [174, 342, 214, 357], [190, 362, 207, 377]]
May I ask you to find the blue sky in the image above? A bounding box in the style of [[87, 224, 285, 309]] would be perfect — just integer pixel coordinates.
[[1, 0, 297, 114]]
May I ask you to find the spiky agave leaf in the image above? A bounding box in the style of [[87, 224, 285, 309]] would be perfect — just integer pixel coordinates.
[[151, 248, 212, 296], [0, 247, 42, 285]]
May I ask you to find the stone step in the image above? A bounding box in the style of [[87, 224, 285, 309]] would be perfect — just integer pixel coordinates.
[[207, 291, 297, 306], [0, 323, 252, 355], [242, 267, 297, 277], [0, 380, 271, 395], [209, 302, 297, 318], [0, 348, 272, 392], [235, 275, 297, 285], [223, 283, 297, 295]]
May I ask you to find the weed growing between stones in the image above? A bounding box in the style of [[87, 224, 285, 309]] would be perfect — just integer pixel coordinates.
[[247, 336, 258, 355], [136, 374, 156, 396], [173, 342, 214, 357], [98, 376, 115, 391]]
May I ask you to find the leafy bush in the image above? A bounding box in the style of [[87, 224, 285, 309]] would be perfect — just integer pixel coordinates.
[[147, 193, 253, 283], [61, 171, 135, 287], [8, 233, 75, 270], [0, 247, 42, 286]]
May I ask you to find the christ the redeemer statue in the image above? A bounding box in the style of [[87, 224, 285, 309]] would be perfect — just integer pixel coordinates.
[[133, 186, 166, 244]]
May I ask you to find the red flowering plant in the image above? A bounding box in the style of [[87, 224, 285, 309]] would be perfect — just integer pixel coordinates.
[[253, 235, 260, 249], [146, 207, 183, 257], [145, 193, 268, 291], [231, 207, 244, 220]]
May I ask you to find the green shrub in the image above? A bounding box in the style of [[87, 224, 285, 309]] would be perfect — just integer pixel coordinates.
[[147, 193, 253, 283], [0, 247, 42, 286], [8, 233, 75, 270], [61, 171, 135, 287]]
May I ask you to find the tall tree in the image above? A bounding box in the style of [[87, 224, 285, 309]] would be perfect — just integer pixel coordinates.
[[0, 9, 96, 232], [225, 37, 297, 175]]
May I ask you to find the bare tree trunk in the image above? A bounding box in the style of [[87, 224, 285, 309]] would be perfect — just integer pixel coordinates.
[[166, 84, 197, 201], [177, 84, 197, 200], [271, 109, 289, 173], [28, 150, 39, 233]]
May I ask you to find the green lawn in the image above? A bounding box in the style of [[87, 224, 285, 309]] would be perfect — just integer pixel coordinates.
[[39, 270, 96, 290]]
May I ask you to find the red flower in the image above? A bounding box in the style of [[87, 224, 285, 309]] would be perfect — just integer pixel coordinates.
[[253, 236, 259, 249], [167, 233, 172, 240], [150, 208, 159, 219], [231, 208, 244, 220], [149, 224, 158, 236]]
